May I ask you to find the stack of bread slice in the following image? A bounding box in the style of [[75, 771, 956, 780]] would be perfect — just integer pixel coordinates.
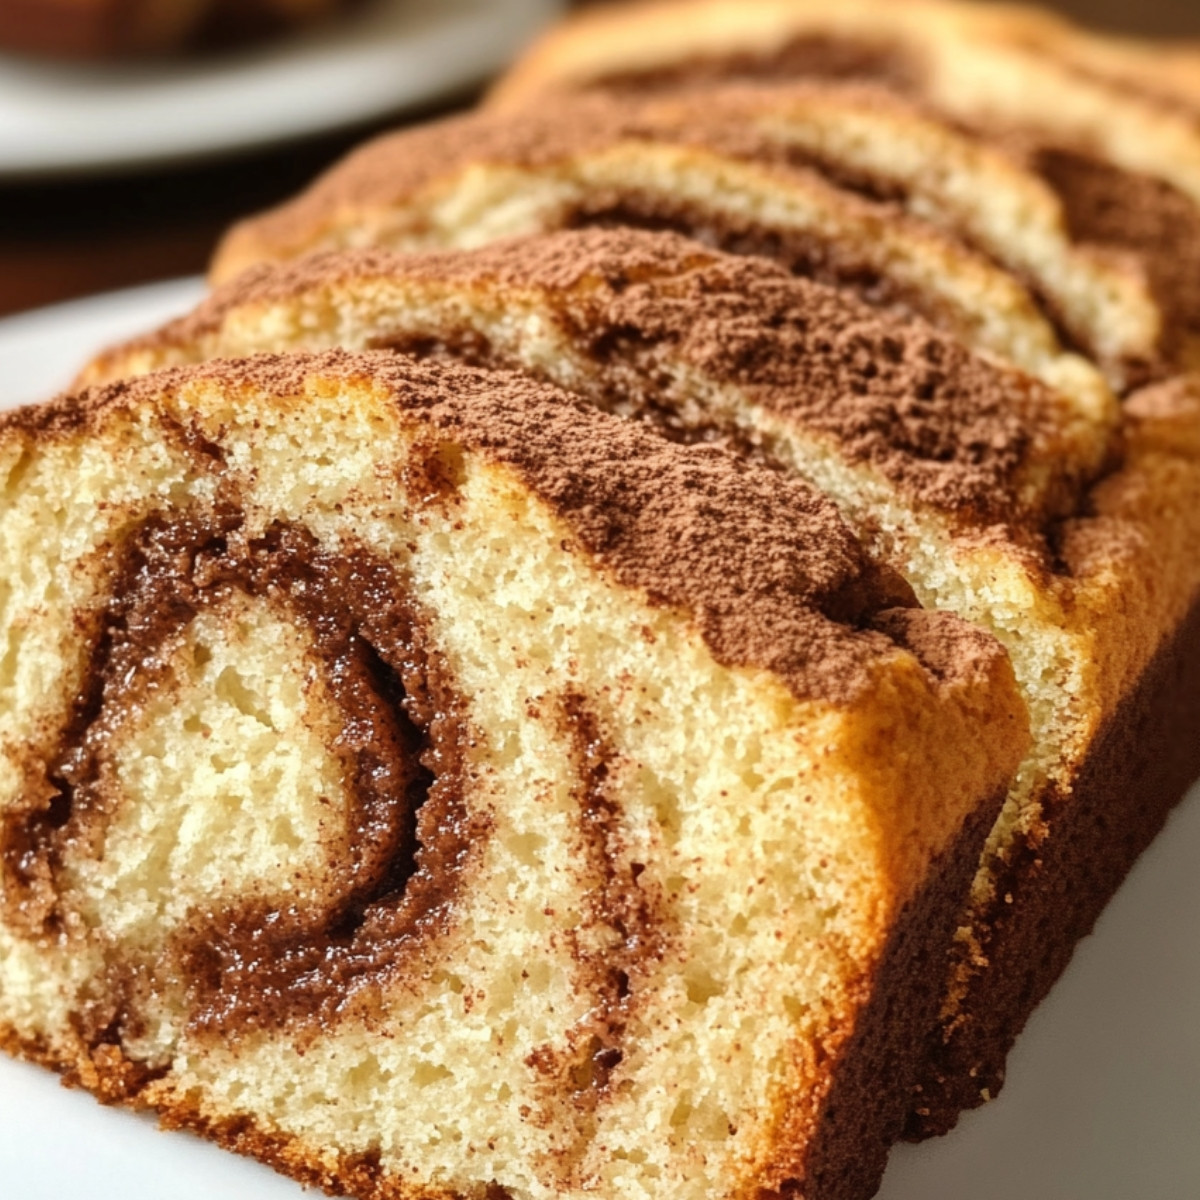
[[1, 2, 1198, 1199], [214, 82, 1197, 394], [203, 59, 1200, 1134]]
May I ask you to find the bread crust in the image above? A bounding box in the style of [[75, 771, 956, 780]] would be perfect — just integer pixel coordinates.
[[912, 589, 1200, 1133]]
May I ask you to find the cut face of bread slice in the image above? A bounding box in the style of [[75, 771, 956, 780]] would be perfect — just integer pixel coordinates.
[[0, 351, 1026, 1200], [210, 89, 1131, 398], [488, 0, 1200, 382], [94, 230, 1200, 1135]]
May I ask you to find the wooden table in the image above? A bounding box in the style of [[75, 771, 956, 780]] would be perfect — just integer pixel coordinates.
[[0, 0, 1196, 320]]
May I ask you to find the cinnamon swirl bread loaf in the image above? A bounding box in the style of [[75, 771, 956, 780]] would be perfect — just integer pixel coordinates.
[[203, 219, 1200, 1132], [0, 350, 1026, 1200]]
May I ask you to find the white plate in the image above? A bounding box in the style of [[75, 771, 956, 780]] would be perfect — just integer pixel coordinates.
[[0, 0, 561, 178], [0, 277, 206, 404], [0, 283, 1198, 1199]]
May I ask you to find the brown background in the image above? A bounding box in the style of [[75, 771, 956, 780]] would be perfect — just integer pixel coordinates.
[[1, 0, 1197, 319], [986, 0, 1198, 36]]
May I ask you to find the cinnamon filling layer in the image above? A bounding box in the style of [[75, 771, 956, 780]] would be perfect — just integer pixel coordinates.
[[554, 691, 667, 1097], [366, 327, 502, 373], [586, 34, 922, 98], [371, 322, 774, 466], [1034, 146, 1200, 374], [0, 506, 478, 1037]]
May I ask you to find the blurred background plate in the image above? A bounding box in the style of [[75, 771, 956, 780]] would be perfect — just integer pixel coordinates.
[[0, 276, 204, 403], [0, 281, 1198, 1199], [0, 0, 561, 179]]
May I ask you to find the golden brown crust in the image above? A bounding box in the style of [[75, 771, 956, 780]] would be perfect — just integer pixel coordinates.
[[911, 590, 1200, 1135], [794, 787, 1004, 1197]]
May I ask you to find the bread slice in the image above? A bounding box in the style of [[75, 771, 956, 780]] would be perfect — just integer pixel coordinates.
[[488, 0, 1200, 383], [96, 229, 1200, 1134], [0, 350, 1025, 1199], [211, 86, 1144, 397]]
